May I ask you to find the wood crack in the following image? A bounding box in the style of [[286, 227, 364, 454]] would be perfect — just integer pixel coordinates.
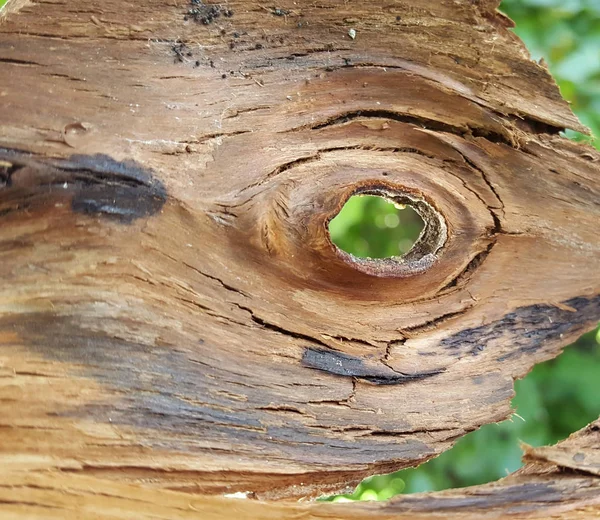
[[449, 145, 507, 222], [0, 57, 43, 66], [439, 242, 495, 293], [400, 305, 477, 336], [180, 261, 250, 298], [306, 109, 513, 146]]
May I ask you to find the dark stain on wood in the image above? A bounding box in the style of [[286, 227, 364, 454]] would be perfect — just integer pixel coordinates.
[[6, 312, 433, 466], [440, 295, 600, 359], [302, 347, 444, 384], [0, 149, 166, 223], [385, 481, 581, 514]]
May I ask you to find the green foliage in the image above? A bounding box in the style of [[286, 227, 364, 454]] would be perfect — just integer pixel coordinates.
[[502, 0, 600, 148], [328, 474, 406, 503], [325, 0, 600, 502], [329, 195, 424, 258]]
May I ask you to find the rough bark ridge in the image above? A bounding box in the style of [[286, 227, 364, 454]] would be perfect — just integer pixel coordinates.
[[0, 0, 599, 516]]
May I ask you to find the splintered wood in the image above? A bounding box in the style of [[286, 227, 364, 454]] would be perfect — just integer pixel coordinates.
[[0, 0, 598, 517]]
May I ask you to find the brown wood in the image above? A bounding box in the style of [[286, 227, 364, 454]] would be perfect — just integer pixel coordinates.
[[2, 420, 599, 519], [0, 0, 599, 515]]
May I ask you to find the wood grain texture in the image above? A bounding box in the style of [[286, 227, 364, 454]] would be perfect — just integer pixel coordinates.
[[0, 0, 599, 513], [1, 419, 600, 518]]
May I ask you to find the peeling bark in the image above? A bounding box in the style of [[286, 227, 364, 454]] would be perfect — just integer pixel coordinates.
[[0, 0, 599, 515]]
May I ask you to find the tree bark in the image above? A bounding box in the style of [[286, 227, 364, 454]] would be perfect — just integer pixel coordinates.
[[0, 0, 599, 516], [2, 419, 599, 519]]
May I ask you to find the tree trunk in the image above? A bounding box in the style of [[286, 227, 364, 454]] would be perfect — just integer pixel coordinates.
[[0, 0, 599, 517]]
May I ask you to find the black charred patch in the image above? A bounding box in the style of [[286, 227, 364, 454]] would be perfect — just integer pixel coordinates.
[[270, 8, 290, 17], [171, 42, 193, 63], [184, 0, 233, 25], [5, 313, 433, 465], [440, 295, 600, 359], [302, 347, 443, 385], [0, 149, 166, 223]]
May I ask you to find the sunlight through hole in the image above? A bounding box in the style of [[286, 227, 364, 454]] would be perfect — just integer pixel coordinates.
[[328, 195, 425, 259]]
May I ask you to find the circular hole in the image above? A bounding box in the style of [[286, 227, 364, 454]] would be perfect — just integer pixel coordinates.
[[328, 194, 425, 259], [326, 187, 447, 277]]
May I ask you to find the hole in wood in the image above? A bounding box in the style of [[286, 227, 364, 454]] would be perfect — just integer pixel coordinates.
[[327, 186, 447, 277], [329, 194, 425, 259]]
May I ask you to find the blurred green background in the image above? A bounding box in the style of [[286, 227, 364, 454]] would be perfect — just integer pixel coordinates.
[[329, 196, 424, 258], [327, 0, 600, 502]]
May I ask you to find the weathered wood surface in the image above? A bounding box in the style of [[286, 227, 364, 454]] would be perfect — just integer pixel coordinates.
[[0, 0, 599, 514], [2, 419, 599, 518]]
